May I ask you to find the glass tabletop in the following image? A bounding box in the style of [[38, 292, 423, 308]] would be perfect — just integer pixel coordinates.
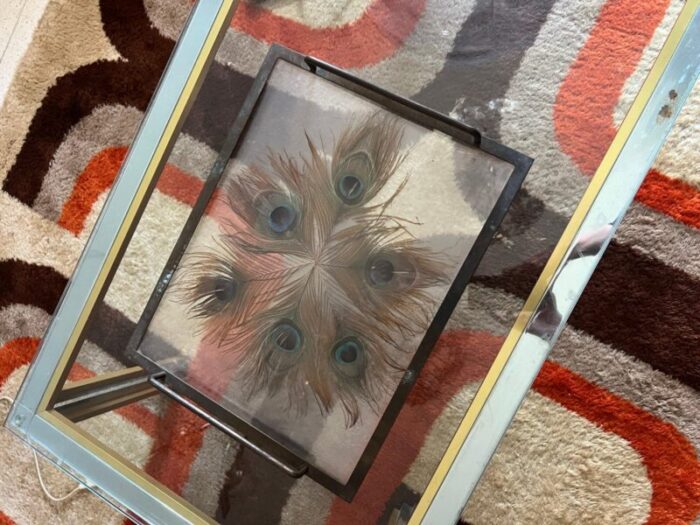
[[5, 0, 698, 523]]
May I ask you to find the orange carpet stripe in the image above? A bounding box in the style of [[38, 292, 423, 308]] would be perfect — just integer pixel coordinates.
[[116, 402, 161, 439], [534, 361, 700, 524], [0, 510, 15, 525], [57, 147, 126, 235], [142, 402, 207, 494], [554, 0, 669, 174], [636, 169, 700, 228], [58, 147, 205, 235], [553, 0, 700, 230], [232, 0, 426, 68], [153, 160, 206, 208], [0, 337, 39, 388], [67, 364, 92, 381]]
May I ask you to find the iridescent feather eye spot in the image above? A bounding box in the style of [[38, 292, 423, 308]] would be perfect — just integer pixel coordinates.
[[254, 191, 299, 236], [336, 173, 365, 204], [366, 257, 394, 286], [270, 321, 303, 353], [212, 274, 238, 303], [365, 254, 417, 289], [332, 337, 365, 378], [335, 151, 372, 205], [268, 204, 297, 234], [187, 264, 241, 318]]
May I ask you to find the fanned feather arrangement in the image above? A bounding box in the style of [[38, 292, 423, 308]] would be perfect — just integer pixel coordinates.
[[174, 113, 450, 427]]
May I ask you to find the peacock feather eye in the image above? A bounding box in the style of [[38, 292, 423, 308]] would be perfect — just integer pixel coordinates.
[[254, 191, 299, 237], [335, 339, 360, 363], [331, 337, 365, 378], [212, 274, 238, 303], [366, 257, 395, 286], [268, 204, 297, 234], [336, 173, 365, 204], [270, 321, 303, 353], [335, 152, 372, 204], [365, 254, 417, 289], [182, 260, 243, 319]]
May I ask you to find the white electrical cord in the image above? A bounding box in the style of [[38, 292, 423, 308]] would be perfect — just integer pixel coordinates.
[[1, 396, 85, 503]]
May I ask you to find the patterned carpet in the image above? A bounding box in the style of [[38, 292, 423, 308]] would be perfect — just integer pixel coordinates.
[[0, 0, 699, 523]]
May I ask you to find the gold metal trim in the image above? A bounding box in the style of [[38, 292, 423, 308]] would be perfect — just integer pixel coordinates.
[[409, 1, 697, 522]]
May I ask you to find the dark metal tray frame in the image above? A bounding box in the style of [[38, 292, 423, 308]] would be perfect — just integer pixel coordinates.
[[127, 44, 533, 502]]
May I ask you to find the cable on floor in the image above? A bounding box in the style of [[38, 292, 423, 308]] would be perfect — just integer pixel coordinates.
[[1, 396, 86, 503]]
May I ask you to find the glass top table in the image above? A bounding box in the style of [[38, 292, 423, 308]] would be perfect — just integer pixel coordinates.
[[5, 0, 699, 523]]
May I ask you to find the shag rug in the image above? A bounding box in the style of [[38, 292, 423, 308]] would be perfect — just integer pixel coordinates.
[[0, 0, 699, 523]]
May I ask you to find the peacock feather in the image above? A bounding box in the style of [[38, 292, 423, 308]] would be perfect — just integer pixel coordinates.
[[174, 113, 450, 427]]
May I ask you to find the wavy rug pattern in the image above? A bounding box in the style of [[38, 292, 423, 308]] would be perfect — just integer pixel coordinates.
[[0, 0, 698, 523]]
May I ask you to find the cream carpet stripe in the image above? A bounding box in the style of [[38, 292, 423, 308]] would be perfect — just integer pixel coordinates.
[[262, 0, 372, 29], [463, 388, 652, 525], [182, 427, 241, 516], [0, 191, 81, 275], [0, 304, 49, 346], [281, 476, 335, 525], [73, 189, 192, 322], [396, 381, 651, 525]]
